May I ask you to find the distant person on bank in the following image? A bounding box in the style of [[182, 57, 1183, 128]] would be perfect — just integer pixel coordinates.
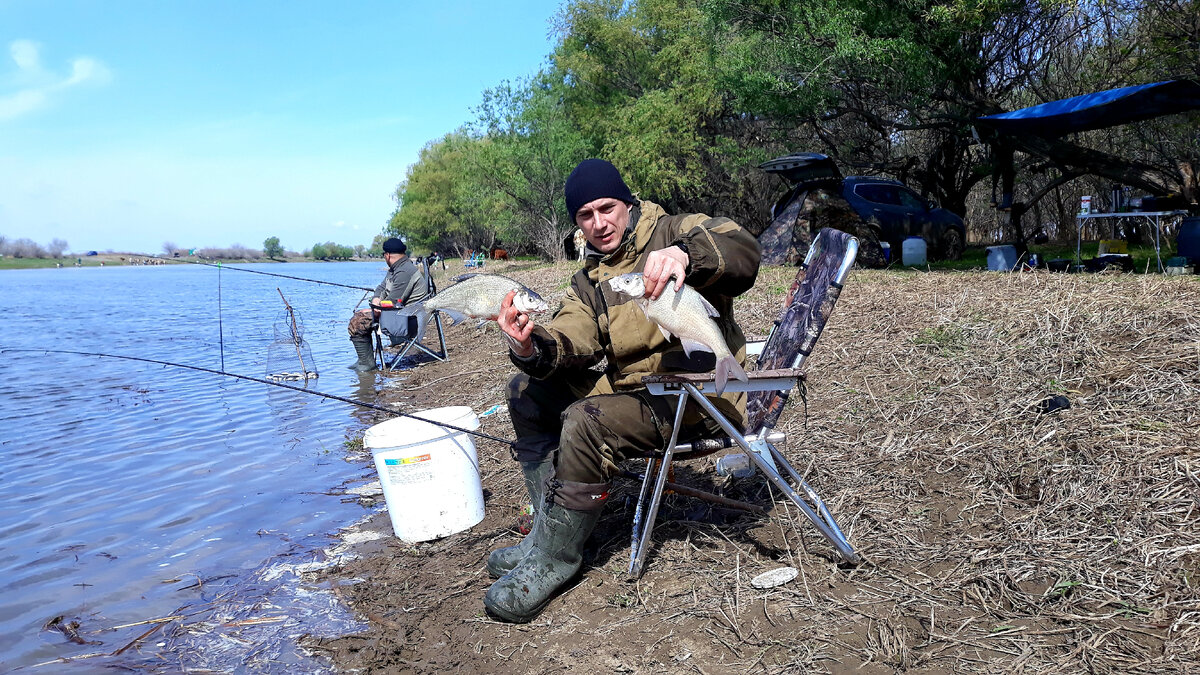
[[346, 238, 427, 371]]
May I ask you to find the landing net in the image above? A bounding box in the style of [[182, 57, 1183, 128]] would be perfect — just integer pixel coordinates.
[[266, 289, 319, 382]]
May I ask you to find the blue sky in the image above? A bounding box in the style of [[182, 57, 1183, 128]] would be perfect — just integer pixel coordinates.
[[0, 1, 562, 254]]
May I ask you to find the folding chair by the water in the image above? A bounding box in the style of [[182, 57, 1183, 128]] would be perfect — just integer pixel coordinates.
[[629, 227, 862, 578], [375, 258, 448, 369], [464, 252, 486, 269]]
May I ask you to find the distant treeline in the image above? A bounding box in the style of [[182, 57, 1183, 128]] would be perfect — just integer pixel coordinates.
[[161, 236, 385, 261], [386, 0, 1199, 260], [0, 236, 70, 259]]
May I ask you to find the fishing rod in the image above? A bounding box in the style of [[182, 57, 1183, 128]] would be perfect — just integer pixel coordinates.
[[144, 254, 375, 292], [0, 348, 516, 446]]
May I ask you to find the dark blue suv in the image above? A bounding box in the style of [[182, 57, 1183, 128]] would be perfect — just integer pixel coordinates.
[[761, 153, 966, 261], [842, 176, 966, 260]]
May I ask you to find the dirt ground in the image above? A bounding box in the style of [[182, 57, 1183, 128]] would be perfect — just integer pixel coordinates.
[[302, 260, 1200, 674]]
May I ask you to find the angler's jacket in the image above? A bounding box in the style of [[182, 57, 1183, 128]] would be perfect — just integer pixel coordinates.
[[374, 255, 427, 306], [514, 200, 761, 426]]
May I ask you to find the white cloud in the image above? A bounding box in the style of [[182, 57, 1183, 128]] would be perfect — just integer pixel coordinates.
[[332, 220, 360, 230], [0, 40, 111, 121], [10, 39, 41, 73]]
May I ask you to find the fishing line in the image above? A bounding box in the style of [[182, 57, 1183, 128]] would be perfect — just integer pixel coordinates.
[[0, 348, 516, 446], [145, 254, 375, 292]]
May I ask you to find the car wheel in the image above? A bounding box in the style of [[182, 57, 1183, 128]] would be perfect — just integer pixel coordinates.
[[941, 229, 964, 260]]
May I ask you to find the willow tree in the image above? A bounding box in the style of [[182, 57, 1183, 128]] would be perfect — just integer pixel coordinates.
[[552, 0, 779, 229], [387, 132, 506, 256], [472, 72, 591, 260]]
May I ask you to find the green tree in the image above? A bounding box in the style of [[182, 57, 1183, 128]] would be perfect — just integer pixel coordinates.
[[551, 0, 773, 229], [473, 72, 591, 258], [389, 132, 506, 256], [368, 234, 387, 257], [263, 236, 284, 259], [310, 242, 329, 259]]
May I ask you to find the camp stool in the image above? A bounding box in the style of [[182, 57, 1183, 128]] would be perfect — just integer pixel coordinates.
[[628, 227, 862, 578]]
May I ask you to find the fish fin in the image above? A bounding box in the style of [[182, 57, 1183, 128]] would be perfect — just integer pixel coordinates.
[[698, 294, 719, 318], [452, 273, 479, 283], [659, 325, 674, 342], [435, 308, 469, 326], [680, 338, 714, 357], [714, 356, 748, 396]]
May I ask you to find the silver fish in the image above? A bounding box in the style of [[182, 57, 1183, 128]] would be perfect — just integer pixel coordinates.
[[608, 272, 748, 394], [416, 273, 548, 325]]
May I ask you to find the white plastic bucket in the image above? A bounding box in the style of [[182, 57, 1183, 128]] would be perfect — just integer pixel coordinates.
[[364, 406, 484, 542], [902, 236, 927, 266]]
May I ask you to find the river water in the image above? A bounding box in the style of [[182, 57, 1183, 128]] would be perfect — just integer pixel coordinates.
[[0, 262, 400, 671]]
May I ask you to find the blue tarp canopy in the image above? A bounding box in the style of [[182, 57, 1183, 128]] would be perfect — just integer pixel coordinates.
[[975, 79, 1200, 138]]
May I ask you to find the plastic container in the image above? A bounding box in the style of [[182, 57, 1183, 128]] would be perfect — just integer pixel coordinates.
[[986, 245, 1018, 271], [714, 452, 755, 478], [364, 406, 484, 542], [901, 237, 927, 266], [1178, 216, 1200, 264]]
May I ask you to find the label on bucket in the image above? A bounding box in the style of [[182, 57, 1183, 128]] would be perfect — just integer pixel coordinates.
[[382, 454, 433, 485]]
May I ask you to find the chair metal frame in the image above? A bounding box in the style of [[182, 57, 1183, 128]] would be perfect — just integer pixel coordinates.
[[628, 228, 862, 578], [375, 258, 449, 369]]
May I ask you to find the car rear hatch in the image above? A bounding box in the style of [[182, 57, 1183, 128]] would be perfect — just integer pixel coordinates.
[[758, 153, 843, 187]]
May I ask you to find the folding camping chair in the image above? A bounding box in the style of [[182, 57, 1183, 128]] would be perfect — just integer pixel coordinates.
[[375, 257, 448, 369], [629, 227, 862, 578]]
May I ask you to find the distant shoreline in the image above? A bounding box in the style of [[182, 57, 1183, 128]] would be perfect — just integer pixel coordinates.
[[0, 255, 383, 270]]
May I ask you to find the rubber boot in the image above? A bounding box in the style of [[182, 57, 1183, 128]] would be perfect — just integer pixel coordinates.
[[348, 336, 376, 372], [486, 458, 554, 577], [483, 479, 608, 623]]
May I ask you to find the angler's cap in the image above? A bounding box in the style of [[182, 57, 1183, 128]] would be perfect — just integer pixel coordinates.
[[382, 238, 407, 254], [565, 159, 635, 223]]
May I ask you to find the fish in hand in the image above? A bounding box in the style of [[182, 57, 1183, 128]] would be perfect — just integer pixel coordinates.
[[608, 272, 748, 394], [416, 274, 549, 325]]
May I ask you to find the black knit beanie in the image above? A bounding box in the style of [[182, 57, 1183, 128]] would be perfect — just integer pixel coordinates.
[[382, 238, 407, 254], [564, 159, 635, 223]]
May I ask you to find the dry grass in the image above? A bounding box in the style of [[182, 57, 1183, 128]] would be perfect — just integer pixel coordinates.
[[307, 260, 1200, 674]]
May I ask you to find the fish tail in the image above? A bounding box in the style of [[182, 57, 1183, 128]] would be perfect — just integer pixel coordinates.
[[715, 356, 748, 395]]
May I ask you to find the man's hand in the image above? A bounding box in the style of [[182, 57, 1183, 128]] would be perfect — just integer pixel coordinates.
[[643, 245, 689, 300], [498, 290, 535, 357]]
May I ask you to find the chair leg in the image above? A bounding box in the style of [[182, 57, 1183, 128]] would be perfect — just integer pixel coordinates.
[[766, 442, 856, 557], [628, 392, 688, 579], [682, 383, 860, 564]]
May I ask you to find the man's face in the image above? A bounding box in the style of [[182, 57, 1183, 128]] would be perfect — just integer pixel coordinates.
[[383, 252, 401, 265], [575, 197, 631, 254]]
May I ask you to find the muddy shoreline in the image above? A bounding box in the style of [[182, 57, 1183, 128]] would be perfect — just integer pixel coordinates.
[[302, 262, 1200, 673]]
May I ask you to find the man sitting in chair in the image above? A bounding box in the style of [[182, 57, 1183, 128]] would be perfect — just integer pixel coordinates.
[[484, 158, 761, 623], [347, 237, 427, 372]]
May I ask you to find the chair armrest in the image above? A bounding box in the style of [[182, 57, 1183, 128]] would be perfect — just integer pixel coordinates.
[[642, 368, 804, 395]]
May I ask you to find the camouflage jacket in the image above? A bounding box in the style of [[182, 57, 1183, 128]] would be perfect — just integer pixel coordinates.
[[513, 200, 761, 423]]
